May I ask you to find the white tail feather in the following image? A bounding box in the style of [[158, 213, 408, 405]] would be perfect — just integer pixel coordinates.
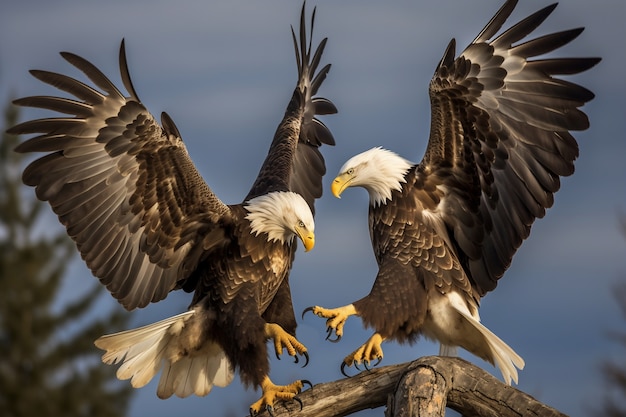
[[438, 344, 458, 357], [447, 295, 525, 385], [94, 310, 234, 397], [157, 341, 233, 398]]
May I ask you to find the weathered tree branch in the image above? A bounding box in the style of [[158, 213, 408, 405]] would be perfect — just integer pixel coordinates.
[[258, 356, 567, 417], [389, 357, 567, 417]]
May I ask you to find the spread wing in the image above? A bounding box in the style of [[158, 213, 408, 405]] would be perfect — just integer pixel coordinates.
[[418, 0, 600, 295], [11, 41, 231, 310], [245, 3, 337, 214]]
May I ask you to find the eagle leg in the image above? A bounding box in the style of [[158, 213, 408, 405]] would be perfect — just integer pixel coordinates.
[[249, 376, 309, 416], [264, 323, 309, 367], [340, 332, 385, 376], [302, 304, 357, 342]]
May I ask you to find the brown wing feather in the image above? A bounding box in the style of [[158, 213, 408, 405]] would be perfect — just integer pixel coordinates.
[[11, 41, 231, 310], [245, 3, 337, 215], [419, 0, 600, 295]]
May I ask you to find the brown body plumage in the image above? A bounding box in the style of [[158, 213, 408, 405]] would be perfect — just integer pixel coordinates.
[[9, 4, 336, 414], [307, 0, 599, 385]]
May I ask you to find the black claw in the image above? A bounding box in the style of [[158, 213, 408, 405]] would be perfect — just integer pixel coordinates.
[[302, 351, 310, 368], [373, 356, 382, 367], [293, 354, 299, 364], [275, 351, 281, 361], [325, 327, 341, 343], [266, 405, 275, 417], [340, 361, 352, 378], [354, 362, 361, 371], [363, 361, 370, 371], [301, 306, 314, 320], [293, 396, 303, 411], [301, 379, 313, 390]]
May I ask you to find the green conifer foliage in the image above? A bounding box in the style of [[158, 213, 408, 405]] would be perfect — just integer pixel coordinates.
[[0, 98, 133, 417]]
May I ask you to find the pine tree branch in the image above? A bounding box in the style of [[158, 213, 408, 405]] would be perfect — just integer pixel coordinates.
[[259, 356, 567, 417]]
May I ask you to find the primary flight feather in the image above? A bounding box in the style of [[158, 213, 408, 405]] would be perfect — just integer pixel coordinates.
[[9, 3, 336, 414], [306, 0, 599, 385]]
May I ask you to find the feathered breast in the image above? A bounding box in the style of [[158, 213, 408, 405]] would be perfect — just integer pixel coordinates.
[[192, 205, 295, 314]]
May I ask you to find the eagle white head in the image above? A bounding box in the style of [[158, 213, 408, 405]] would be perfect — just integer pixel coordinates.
[[245, 191, 315, 251], [331, 147, 413, 206]]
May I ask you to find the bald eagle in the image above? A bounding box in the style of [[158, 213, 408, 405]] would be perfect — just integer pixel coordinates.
[[305, 0, 599, 385], [9, 4, 336, 414]]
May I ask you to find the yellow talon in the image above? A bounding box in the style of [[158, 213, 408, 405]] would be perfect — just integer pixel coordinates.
[[249, 376, 306, 416], [264, 323, 309, 366], [304, 304, 357, 341], [344, 333, 385, 367]]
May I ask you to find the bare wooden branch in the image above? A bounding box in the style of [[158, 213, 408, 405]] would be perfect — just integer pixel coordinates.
[[257, 356, 568, 417], [389, 357, 568, 417]]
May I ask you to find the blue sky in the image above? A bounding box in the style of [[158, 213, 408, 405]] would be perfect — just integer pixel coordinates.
[[2, 1, 625, 416]]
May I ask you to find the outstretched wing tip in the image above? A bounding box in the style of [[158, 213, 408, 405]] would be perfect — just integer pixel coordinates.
[[247, 4, 336, 210], [118, 38, 140, 101], [436, 38, 456, 71], [472, 0, 519, 44], [161, 111, 182, 140], [422, 0, 599, 294], [12, 41, 230, 310]]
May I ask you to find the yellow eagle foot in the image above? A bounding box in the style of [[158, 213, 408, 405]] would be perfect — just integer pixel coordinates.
[[340, 333, 385, 377], [302, 304, 357, 342], [249, 377, 312, 417], [264, 323, 309, 366]]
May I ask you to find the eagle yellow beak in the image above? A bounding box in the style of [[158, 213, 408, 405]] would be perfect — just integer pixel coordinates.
[[297, 229, 315, 252], [331, 173, 352, 198]]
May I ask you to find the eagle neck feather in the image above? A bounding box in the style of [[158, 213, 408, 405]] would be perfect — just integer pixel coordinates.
[[357, 147, 413, 207]]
